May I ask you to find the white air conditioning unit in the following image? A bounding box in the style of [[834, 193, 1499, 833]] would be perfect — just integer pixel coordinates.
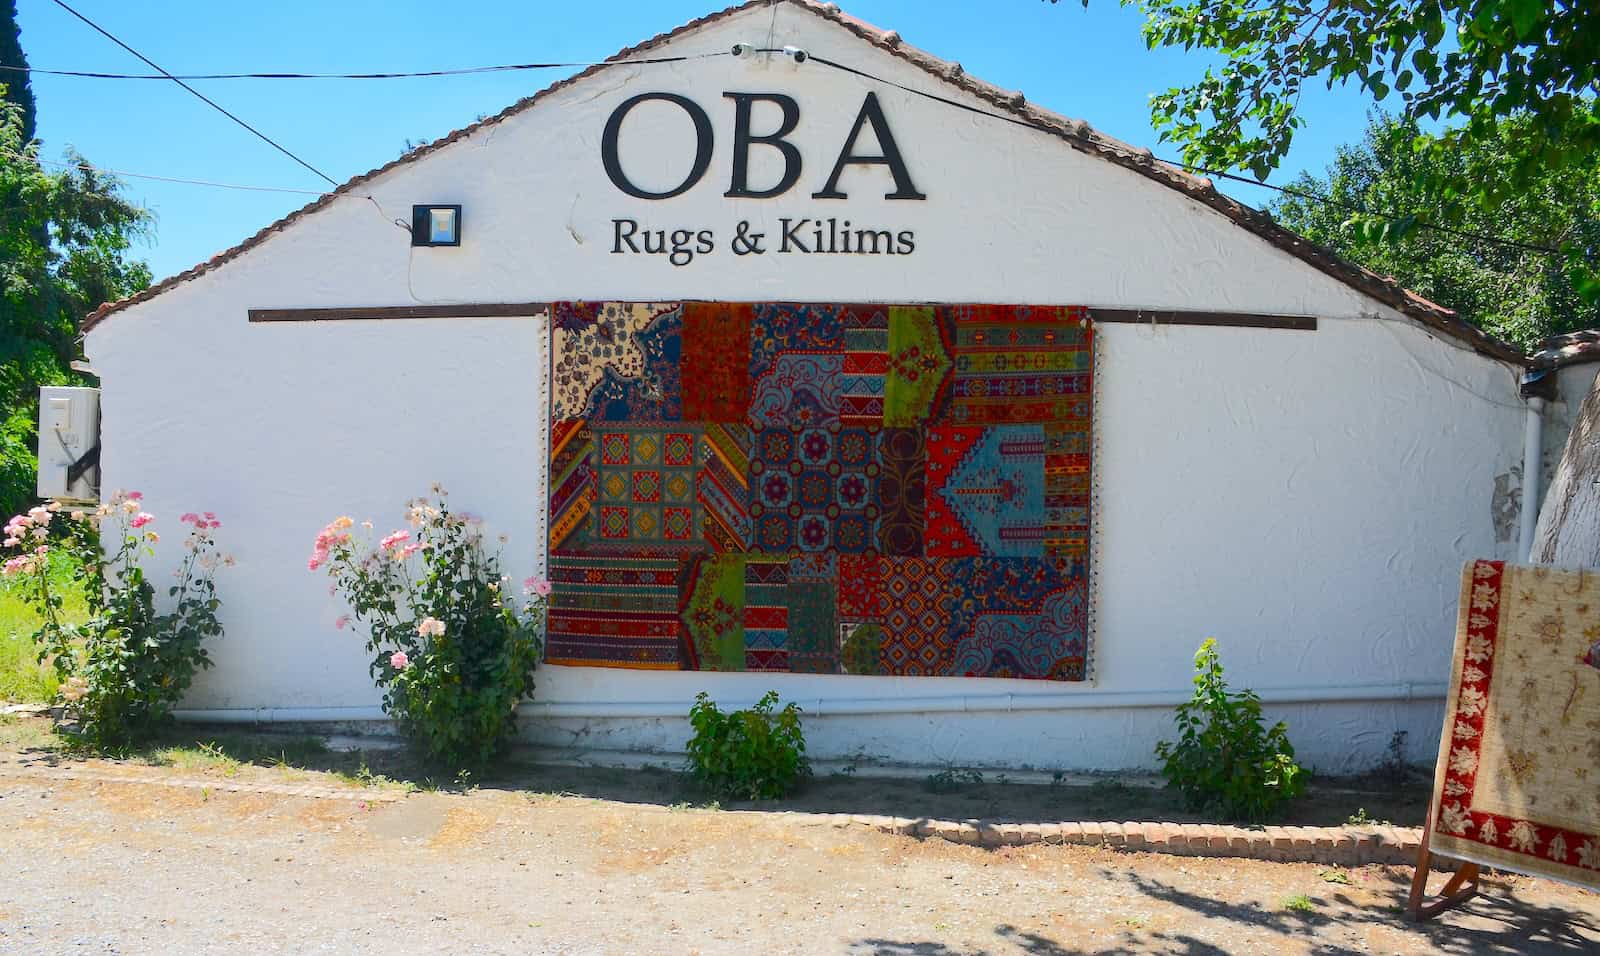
[[37, 386, 100, 502]]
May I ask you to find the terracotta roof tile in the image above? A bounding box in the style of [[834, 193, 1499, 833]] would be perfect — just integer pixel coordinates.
[[1531, 330, 1600, 371], [82, 0, 1528, 366]]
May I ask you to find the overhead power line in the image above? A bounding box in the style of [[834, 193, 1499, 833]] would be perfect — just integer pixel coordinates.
[[50, 0, 340, 187], [6, 31, 1560, 257], [19, 151, 329, 195], [803, 53, 1565, 258], [0, 53, 727, 81]]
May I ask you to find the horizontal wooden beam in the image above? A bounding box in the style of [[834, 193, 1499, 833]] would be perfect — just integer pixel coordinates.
[[248, 303, 547, 322], [1089, 308, 1317, 331], [250, 303, 1317, 332]]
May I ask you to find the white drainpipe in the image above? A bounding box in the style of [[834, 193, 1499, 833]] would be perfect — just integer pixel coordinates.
[[1519, 395, 1547, 560]]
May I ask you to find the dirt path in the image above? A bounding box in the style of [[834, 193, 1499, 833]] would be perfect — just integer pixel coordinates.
[[1, 768, 1596, 955]]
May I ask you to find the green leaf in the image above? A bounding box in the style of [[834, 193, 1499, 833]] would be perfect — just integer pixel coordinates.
[[1571, 263, 1600, 304], [1507, 0, 1543, 39]]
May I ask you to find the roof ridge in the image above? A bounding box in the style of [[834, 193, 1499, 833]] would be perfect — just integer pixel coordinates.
[[82, 0, 1528, 366]]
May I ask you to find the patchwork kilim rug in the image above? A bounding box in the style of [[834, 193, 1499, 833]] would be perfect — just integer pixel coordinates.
[[544, 302, 1094, 681], [1428, 561, 1600, 889]]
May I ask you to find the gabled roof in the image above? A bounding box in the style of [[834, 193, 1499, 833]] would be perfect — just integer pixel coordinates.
[[82, 0, 1527, 365]]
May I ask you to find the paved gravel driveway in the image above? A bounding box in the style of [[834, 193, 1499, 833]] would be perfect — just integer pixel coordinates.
[[1, 769, 1597, 955]]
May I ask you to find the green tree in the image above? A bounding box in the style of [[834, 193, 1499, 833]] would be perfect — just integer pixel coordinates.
[[0, 0, 33, 143], [1271, 112, 1600, 349], [1115, 0, 1598, 181], [1, 93, 151, 519], [1059, 0, 1600, 293]]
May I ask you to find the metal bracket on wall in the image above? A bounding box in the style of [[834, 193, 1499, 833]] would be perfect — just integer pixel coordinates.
[[65, 442, 100, 488]]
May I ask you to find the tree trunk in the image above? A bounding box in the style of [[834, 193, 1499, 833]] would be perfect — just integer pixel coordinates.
[[1531, 372, 1600, 567]]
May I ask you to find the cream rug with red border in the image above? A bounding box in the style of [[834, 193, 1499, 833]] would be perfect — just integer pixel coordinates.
[[1429, 561, 1600, 889]]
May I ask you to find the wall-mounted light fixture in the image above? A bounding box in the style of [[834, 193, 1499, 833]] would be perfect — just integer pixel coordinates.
[[411, 204, 461, 247]]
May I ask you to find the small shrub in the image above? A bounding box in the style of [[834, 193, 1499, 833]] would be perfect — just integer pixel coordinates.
[[923, 767, 984, 793], [1375, 729, 1409, 784], [310, 486, 545, 769], [2, 492, 230, 746], [1346, 807, 1392, 826], [1155, 638, 1307, 823], [1280, 895, 1316, 913], [685, 690, 808, 800]]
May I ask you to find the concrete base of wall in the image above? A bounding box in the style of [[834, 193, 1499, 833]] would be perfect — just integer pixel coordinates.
[[512, 698, 1447, 775], [171, 694, 1447, 776]]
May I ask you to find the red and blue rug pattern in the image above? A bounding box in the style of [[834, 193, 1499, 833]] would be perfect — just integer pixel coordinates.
[[545, 302, 1093, 680]]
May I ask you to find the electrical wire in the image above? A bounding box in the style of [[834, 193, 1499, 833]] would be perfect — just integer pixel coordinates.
[[802, 53, 1566, 258], [0, 52, 728, 81], [1182, 165, 1562, 256], [6, 26, 1564, 257], [50, 0, 340, 187], [26, 152, 329, 195]]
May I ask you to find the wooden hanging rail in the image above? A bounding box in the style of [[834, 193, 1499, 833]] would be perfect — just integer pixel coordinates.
[[249, 303, 1318, 330], [248, 303, 548, 322], [1087, 308, 1316, 331]]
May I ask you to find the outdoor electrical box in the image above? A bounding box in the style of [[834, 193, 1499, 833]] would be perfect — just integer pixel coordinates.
[[36, 385, 100, 503]]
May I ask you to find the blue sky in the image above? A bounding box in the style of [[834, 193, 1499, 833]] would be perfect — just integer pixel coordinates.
[[18, 0, 1377, 282]]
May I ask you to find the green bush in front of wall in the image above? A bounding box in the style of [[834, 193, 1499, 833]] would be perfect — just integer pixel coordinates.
[[310, 488, 545, 770], [1155, 638, 1308, 823], [4, 493, 227, 747], [685, 690, 809, 800]]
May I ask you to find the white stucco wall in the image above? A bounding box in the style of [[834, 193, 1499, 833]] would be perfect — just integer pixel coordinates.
[[84, 3, 1529, 773]]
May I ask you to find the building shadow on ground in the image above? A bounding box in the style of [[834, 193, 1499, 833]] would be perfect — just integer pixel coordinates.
[[7, 720, 1433, 828]]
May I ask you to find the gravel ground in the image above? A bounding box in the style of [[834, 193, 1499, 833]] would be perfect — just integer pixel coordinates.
[[1, 768, 1597, 955]]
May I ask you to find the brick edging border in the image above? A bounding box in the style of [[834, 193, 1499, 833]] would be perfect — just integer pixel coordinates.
[[826, 814, 1442, 869], [0, 756, 1438, 869]]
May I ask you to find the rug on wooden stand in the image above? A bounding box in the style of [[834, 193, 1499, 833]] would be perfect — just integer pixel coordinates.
[[1428, 560, 1600, 889]]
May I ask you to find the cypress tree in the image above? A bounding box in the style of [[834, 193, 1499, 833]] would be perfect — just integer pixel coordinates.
[[0, 0, 35, 143]]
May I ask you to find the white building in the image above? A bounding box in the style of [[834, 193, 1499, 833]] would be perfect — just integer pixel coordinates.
[[79, 0, 1588, 773]]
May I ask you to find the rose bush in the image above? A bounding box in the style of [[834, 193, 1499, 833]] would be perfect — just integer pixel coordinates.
[[310, 486, 545, 768], [2, 492, 230, 745]]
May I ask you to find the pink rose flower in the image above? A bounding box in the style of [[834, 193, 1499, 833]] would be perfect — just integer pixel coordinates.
[[129, 512, 154, 529], [180, 513, 199, 525], [379, 530, 410, 550], [126, 491, 142, 501], [335, 615, 350, 630], [390, 651, 410, 669], [523, 576, 553, 597]]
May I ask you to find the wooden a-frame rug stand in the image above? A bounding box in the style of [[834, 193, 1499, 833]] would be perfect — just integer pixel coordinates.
[[1407, 808, 1481, 922]]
